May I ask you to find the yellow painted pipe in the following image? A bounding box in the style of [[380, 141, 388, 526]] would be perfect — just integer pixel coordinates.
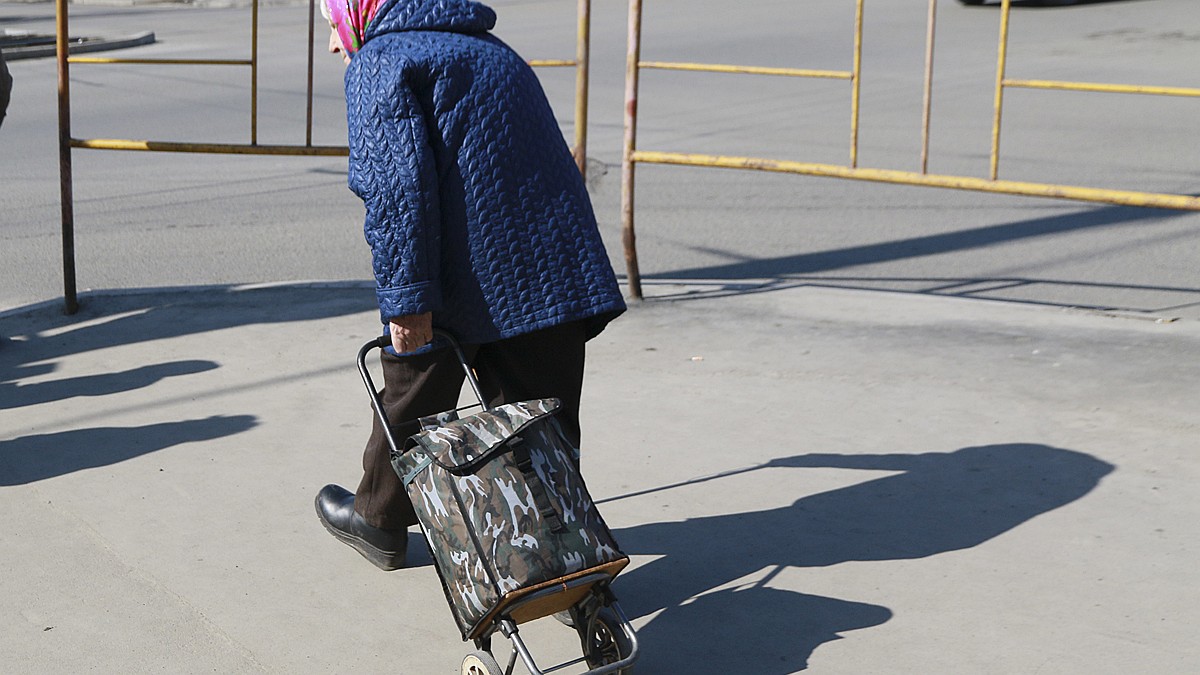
[[68, 57, 253, 66], [72, 138, 349, 156], [632, 150, 1200, 211], [1004, 78, 1200, 98], [574, 0, 591, 177], [991, 0, 1012, 181], [639, 61, 851, 80], [921, 0, 938, 175], [850, 0, 864, 168], [528, 59, 577, 68]]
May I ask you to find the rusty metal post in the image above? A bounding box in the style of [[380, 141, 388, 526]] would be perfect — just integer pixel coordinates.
[[921, 0, 937, 174], [621, 0, 644, 300], [56, 0, 78, 314], [306, 0, 316, 146], [573, 0, 591, 178], [251, 0, 259, 145]]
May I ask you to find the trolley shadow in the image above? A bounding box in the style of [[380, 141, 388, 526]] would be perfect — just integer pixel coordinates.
[[611, 443, 1114, 673]]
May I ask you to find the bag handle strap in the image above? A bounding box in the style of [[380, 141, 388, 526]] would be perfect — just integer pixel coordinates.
[[508, 436, 568, 534]]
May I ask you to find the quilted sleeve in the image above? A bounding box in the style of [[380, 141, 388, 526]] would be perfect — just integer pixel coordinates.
[[346, 54, 443, 321]]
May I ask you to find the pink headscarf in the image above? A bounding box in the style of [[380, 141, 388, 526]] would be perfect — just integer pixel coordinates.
[[322, 0, 384, 55]]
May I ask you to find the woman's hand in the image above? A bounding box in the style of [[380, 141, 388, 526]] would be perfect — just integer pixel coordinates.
[[388, 313, 433, 353]]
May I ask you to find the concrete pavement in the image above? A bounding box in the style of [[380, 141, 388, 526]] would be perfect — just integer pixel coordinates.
[[3, 0, 1200, 671], [2, 280, 1197, 673]]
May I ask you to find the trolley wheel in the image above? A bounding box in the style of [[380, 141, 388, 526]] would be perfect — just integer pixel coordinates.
[[461, 650, 503, 675], [582, 607, 634, 673]]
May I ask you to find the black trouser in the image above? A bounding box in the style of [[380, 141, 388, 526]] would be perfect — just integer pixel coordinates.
[[355, 320, 587, 530]]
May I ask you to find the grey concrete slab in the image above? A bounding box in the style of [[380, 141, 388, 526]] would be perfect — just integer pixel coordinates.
[[2, 281, 1197, 673]]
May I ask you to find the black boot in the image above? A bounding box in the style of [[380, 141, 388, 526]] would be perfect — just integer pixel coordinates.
[[315, 484, 408, 571]]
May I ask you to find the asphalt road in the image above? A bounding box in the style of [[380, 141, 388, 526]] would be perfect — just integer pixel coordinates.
[[2, 0, 1198, 318]]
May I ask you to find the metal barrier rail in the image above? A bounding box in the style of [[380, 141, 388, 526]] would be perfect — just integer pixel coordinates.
[[989, 0, 1200, 181], [54, 0, 593, 314], [620, 0, 1200, 301]]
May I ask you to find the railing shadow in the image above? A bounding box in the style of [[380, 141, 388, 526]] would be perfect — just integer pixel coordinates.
[[643, 201, 1200, 313], [0, 284, 373, 483], [0, 415, 258, 486], [0, 360, 219, 410], [0, 283, 374, 413], [653, 203, 1191, 283]]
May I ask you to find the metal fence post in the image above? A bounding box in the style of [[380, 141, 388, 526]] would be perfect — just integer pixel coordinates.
[[56, 0, 78, 314], [921, 0, 938, 174], [574, 0, 591, 178], [850, 0, 864, 168], [621, 0, 644, 300], [991, 0, 1012, 181]]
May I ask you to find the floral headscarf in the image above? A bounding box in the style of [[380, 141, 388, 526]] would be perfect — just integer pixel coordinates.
[[322, 0, 384, 55]]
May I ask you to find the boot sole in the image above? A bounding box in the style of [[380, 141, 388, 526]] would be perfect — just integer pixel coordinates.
[[315, 496, 406, 571]]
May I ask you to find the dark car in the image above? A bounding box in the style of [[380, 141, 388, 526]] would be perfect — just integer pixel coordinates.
[[0, 49, 11, 129], [960, 0, 1080, 5]]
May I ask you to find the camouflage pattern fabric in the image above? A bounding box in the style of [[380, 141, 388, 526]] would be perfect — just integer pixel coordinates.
[[393, 398, 626, 639]]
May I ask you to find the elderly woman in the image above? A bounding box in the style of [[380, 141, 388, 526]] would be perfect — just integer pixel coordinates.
[[315, 0, 625, 570]]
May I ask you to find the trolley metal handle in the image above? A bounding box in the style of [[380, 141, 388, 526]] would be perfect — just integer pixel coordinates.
[[355, 329, 488, 459], [432, 328, 487, 409]]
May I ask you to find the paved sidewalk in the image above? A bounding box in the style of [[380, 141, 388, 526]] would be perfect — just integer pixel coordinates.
[[2, 281, 1197, 674]]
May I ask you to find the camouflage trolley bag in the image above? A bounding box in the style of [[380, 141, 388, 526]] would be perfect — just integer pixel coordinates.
[[356, 331, 639, 675]]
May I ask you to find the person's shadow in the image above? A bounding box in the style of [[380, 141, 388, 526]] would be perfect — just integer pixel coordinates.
[[611, 444, 1115, 673]]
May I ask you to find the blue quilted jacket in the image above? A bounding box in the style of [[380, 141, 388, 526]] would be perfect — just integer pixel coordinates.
[[344, 0, 625, 345]]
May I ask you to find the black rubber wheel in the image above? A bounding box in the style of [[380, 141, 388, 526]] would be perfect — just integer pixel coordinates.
[[582, 607, 635, 673], [461, 650, 503, 675]]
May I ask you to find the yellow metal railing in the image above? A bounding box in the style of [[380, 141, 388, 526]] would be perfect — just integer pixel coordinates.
[[69, 58, 253, 65], [55, 0, 592, 313], [620, 0, 1200, 301], [70, 139, 350, 156], [639, 62, 853, 80], [620, 0, 865, 298], [989, 0, 1200, 180]]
